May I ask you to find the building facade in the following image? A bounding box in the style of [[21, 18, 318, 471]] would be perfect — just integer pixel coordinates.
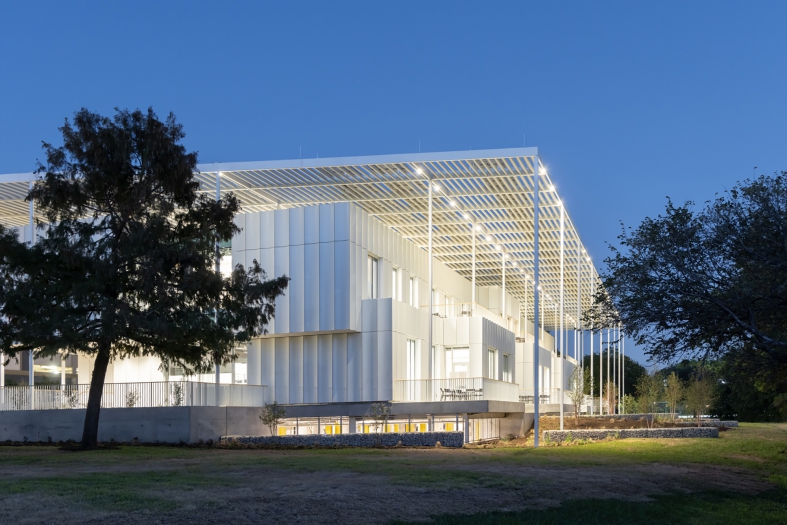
[[0, 148, 596, 442]]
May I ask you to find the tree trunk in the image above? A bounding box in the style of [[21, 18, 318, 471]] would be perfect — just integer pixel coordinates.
[[81, 342, 111, 449]]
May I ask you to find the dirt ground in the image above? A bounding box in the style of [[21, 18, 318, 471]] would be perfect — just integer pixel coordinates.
[[0, 445, 774, 525]]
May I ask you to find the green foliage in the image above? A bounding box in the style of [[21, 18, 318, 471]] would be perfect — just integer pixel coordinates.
[[0, 108, 289, 447], [566, 365, 587, 423], [595, 174, 787, 423], [621, 394, 638, 414], [664, 372, 684, 419], [684, 368, 718, 426], [635, 368, 663, 423], [259, 401, 287, 435], [370, 402, 392, 433]]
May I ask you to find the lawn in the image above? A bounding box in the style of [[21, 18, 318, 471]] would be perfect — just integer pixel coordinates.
[[0, 423, 783, 524]]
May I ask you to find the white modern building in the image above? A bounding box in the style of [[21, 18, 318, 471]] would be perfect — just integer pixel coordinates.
[[0, 148, 598, 442]]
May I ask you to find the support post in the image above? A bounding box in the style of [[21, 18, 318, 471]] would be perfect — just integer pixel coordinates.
[[622, 327, 626, 413], [590, 279, 595, 416], [463, 413, 469, 444], [606, 328, 611, 415], [501, 253, 506, 322], [559, 203, 565, 431], [29, 181, 35, 409], [471, 223, 476, 315], [428, 175, 433, 375], [577, 248, 581, 363], [618, 323, 623, 414], [215, 171, 221, 388], [599, 328, 603, 414], [532, 156, 541, 447]]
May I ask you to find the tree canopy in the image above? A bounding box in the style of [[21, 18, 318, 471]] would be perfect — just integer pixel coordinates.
[[594, 173, 787, 420], [0, 108, 289, 447]]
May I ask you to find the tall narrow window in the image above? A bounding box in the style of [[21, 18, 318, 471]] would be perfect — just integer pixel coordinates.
[[368, 255, 379, 299], [503, 353, 511, 382], [392, 267, 399, 301], [406, 339, 419, 380], [409, 277, 415, 307], [487, 348, 497, 380]]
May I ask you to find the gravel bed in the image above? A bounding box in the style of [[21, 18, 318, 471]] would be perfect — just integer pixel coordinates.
[[221, 431, 464, 448], [543, 427, 719, 443]]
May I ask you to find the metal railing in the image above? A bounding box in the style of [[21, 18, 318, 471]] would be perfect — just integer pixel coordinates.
[[393, 377, 519, 403], [518, 388, 562, 405], [0, 381, 268, 411]]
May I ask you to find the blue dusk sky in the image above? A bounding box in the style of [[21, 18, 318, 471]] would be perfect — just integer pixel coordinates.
[[2, 1, 786, 364]]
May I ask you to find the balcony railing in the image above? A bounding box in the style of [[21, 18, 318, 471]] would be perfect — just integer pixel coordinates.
[[393, 377, 519, 403], [0, 381, 268, 411], [518, 388, 563, 405]]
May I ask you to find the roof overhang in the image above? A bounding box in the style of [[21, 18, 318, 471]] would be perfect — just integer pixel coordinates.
[[0, 148, 598, 328]]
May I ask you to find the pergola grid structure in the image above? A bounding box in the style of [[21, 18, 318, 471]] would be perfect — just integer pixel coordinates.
[[0, 148, 600, 331]]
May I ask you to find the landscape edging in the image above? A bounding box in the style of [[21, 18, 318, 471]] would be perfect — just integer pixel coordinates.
[[221, 431, 464, 448], [543, 427, 719, 443]]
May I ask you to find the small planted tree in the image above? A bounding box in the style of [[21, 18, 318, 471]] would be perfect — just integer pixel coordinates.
[[664, 371, 684, 421], [370, 402, 391, 433], [684, 368, 717, 427], [567, 365, 587, 424], [259, 401, 287, 435], [635, 369, 662, 428], [603, 381, 619, 415]]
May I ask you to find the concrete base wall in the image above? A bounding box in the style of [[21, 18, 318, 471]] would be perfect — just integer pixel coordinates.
[[499, 412, 533, 438], [0, 406, 273, 443]]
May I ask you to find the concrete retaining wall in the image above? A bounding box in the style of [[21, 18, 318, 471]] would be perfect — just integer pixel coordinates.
[[222, 431, 464, 448], [543, 427, 719, 443], [0, 406, 272, 443]]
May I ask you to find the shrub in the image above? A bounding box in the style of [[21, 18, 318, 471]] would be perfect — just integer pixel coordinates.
[[125, 390, 140, 408], [259, 401, 287, 435]]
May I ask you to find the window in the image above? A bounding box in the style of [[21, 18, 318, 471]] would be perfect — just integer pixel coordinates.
[[446, 348, 469, 379], [409, 277, 415, 306], [368, 255, 379, 299], [392, 267, 399, 301], [488, 348, 498, 380], [503, 353, 511, 382], [406, 339, 419, 380]]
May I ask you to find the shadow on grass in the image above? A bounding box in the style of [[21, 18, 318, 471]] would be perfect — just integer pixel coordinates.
[[391, 490, 787, 525]]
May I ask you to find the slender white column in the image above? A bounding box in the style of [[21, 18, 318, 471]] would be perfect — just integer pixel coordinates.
[[622, 326, 626, 413], [577, 248, 581, 362], [61, 353, 66, 387], [532, 156, 541, 447], [427, 176, 433, 371], [613, 326, 617, 414], [501, 253, 506, 321], [29, 182, 35, 408], [471, 223, 476, 315], [215, 171, 221, 386], [618, 323, 622, 414], [559, 204, 564, 431], [590, 278, 595, 416], [599, 328, 603, 415], [607, 328, 613, 414]]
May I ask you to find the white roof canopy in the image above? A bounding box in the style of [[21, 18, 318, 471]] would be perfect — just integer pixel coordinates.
[[0, 147, 599, 329]]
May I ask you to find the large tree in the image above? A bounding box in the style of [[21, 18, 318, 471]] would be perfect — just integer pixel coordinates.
[[595, 173, 787, 419], [0, 108, 289, 448]]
